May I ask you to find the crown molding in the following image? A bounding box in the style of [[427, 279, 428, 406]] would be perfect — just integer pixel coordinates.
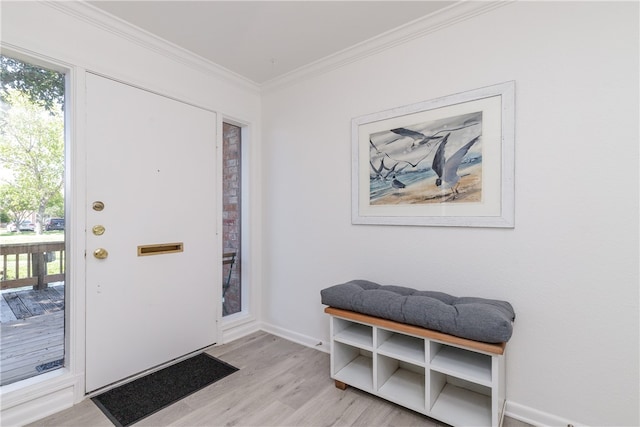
[[42, 0, 510, 95], [43, 1, 261, 94], [261, 1, 513, 93]]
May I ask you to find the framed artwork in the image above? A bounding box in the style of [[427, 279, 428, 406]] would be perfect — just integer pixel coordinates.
[[352, 81, 515, 227]]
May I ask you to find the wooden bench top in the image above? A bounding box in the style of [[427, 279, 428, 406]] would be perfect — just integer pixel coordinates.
[[325, 306, 506, 355]]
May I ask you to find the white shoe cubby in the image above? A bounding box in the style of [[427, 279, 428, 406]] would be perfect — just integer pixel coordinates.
[[328, 309, 506, 427]]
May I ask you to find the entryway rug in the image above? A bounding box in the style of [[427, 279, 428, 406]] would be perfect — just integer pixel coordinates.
[[92, 353, 238, 427]]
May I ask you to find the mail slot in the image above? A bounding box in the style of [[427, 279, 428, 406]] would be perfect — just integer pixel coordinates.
[[137, 242, 183, 256]]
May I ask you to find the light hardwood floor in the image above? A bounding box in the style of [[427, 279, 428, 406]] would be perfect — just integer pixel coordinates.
[[28, 332, 532, 427]]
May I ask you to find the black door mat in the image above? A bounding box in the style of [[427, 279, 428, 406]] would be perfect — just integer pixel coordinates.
[[92, 353, 238, 427]]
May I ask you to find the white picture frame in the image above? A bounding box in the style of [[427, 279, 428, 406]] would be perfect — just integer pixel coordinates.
[[352, 81, 515, 227]]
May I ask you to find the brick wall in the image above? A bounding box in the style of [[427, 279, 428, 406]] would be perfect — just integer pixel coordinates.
[[222, 123, 241, 316]]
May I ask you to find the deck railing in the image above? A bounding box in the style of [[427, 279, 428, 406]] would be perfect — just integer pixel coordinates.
[[1, 242, 65, 290]]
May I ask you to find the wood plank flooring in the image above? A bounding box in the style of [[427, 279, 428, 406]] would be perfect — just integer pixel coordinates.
[[28, 332, 532, 427], [1, 284, 64, 321], [0, 311, 64, 385], [1, 284, 65, 385]]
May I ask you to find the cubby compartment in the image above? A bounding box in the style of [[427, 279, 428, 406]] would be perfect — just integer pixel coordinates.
[[430, 342, 492, 386], [377, 329, 425, 366], [377, 354, 425, 412], [429, 372, 492, 427], [333, 318, 373, 349], [326, 308, 506, 426], [332, 342, 373, 392]]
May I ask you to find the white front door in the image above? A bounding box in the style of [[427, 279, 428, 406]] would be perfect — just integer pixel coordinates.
[[85, 74, 218, 393]]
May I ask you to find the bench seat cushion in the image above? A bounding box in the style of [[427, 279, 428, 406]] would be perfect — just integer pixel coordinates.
[[321, 280, 515, 343]]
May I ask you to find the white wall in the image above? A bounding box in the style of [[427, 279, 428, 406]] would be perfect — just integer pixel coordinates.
[[1, 2, 262, 425], [261, 2, 639, 426]]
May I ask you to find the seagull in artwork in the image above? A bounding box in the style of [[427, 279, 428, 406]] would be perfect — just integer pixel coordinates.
[[391, 178, 406, 189], [381, 122, 480, 169], [390, 128, 443, 148], [432, 133, 480, 196], [371, 156, 410, 182], [370, 138, 382, 154], [370, 157, 395, 180], [386, 162, 409, 189], [370, 157, 386, 179]]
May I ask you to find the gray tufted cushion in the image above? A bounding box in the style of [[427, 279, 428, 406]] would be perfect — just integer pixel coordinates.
[[321, 280, 515, 343]]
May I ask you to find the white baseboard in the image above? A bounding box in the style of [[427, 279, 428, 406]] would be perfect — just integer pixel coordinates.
[[0, 371, 82, 427], [260, 322, 329, 353], [506, 400, 583, 427], [221, 316, 261, 344]]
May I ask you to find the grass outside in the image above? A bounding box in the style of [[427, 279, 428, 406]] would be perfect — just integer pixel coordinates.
[[1, 230, 65, 281], [0, 230, 64, 244]]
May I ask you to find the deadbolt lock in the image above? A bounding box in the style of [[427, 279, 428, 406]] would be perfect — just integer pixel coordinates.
[[92, 201, 105, 211], [93, 248, 108, 259], [92, 225, 106, 236]]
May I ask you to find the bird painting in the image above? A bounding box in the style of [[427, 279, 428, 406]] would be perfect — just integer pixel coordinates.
[[432, 133, 480, 197], [367, 111, 483, 205]]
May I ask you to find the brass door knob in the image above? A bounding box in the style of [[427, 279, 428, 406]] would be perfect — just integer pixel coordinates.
[[93, 248, 109, 259], [92, 225, 106, 236]]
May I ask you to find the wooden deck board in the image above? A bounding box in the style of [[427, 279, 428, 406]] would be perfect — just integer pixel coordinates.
[[0, 284, 65, 385], [0, 295, 17, 322], [43, 288, 65, 311], [8, 291, 47, 317], [3, 292, 32, 319], [1, 311, 64, 384], [46, 285, 65, 299], [1, 324, 64, 348]]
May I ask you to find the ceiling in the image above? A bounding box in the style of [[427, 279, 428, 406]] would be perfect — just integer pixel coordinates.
[[88, 1, 455, 84]]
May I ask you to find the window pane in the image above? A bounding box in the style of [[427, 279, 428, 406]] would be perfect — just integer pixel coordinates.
[[0, 54, 66, 385], [222, 123, 241, 316]]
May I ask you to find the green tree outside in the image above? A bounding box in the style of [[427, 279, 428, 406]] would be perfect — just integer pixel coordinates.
[[0, 89, 64, 233], [1, 55, 65, 113], [1, 54, 65, 232], [0, 180, 38, 227]]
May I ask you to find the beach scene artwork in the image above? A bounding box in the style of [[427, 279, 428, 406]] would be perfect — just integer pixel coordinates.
[[368, 111, 483, 205]]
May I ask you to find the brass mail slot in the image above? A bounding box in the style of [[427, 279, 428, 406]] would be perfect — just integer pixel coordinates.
[[137, 242, 183, 256]]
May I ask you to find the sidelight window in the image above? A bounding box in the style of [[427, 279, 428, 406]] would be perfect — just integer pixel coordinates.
[[222, 122, 242, 316], [0, 53, 67, 385]]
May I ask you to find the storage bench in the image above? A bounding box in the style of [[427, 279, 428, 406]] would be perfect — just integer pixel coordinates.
[[322, 281, 514, 427]]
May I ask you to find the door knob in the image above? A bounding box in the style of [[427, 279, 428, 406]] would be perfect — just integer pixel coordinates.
[[92, 225, 106, 236], [93, 248, 109, 259]]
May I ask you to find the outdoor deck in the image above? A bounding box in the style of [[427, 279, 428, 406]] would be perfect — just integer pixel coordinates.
[[0, 284, 65, 385]]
